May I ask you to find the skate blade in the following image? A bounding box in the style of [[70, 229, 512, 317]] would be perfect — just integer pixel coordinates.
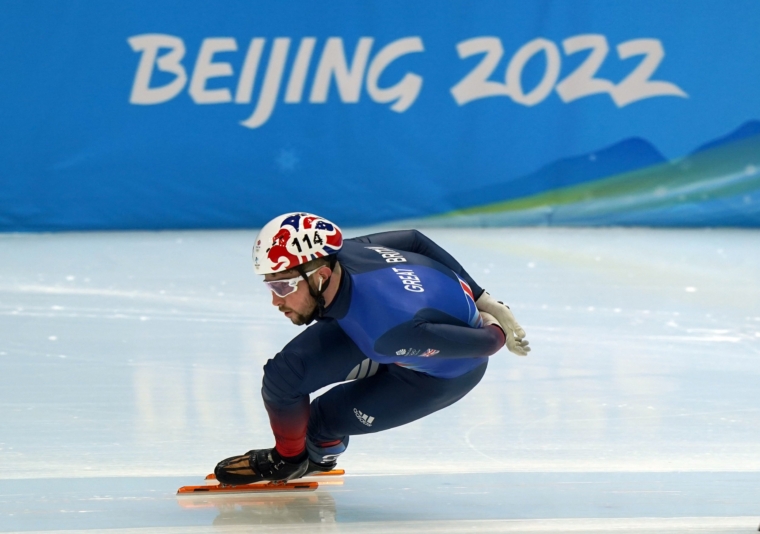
[[204, 469, 344, 481], [177, 480, 317, 495]]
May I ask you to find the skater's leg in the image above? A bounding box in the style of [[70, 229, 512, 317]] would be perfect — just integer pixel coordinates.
[[261, 319, 374, 459], [215, 320, 373, 484], [306, 361, 487, 461]]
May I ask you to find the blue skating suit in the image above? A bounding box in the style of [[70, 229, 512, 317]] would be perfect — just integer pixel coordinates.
[[324, 238, 493, 379], [261, 230, 505, 463]]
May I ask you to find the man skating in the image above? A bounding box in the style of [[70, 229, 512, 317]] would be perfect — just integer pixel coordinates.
[[214, 212, 529, 484]]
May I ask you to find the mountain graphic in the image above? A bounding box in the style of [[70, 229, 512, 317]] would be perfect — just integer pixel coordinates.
[[409, 121, 760, 227], [692, 120, 760, 154], [447, 137, 667, 210]]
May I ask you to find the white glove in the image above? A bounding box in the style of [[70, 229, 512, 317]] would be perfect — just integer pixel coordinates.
[[476, 291, 530, 356]]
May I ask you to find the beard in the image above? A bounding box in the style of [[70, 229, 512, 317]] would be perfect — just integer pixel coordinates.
[[280, 299, 318, 326]]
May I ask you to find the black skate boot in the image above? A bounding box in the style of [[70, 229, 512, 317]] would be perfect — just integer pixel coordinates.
[[214, 448, 308, 486]]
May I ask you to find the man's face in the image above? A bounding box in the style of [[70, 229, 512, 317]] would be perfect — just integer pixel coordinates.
[[264, 270, 319, 325]]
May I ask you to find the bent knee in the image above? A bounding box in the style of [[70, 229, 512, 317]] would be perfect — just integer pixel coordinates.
[[262, 355, 308, 404]]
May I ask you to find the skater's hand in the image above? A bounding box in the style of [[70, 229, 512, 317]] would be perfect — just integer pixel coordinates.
[[476, 292, 530, 356]]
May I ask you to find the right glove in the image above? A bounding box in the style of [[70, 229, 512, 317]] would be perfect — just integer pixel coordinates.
[[476, 291, 531, 356]]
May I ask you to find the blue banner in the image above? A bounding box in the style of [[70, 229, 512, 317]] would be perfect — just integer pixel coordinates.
[[1, 1, 760, 230]]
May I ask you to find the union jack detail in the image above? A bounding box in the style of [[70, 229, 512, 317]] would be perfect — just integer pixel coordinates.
[[459, 279, 475, 303]]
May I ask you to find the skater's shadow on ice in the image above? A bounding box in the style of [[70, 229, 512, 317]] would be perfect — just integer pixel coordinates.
[[177, 491, 337, 526]]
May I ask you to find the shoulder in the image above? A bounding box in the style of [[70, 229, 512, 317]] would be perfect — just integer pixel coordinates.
[[337, 240, 402, 273], [347, 229, 424, 245]]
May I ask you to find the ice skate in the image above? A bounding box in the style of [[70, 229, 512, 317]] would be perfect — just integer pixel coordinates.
[[214, 448, 309, 486], [176, 451, 344, 495]]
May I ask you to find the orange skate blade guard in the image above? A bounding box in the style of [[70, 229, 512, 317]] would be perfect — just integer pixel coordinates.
[[177, 480, 317, 494]]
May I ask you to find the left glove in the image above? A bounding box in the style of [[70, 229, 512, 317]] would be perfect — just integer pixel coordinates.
[[476, 291, 530, 356]]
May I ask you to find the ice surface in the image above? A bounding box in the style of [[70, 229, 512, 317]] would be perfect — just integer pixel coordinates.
[[0, 228, 758, 533]]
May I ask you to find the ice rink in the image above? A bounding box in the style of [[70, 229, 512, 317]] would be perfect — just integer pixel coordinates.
[[1, 227, 758, 533]]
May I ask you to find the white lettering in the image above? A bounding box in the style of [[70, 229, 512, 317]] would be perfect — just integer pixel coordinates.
[[128, 34, 187, 105], [235, 38, 265, 104], [189, 38, 237, 104], [285, 38, 317, 103], [505, 38, 561, 106], [392, 267, 424, 292], [366, 37, 424, 112], [450, 37, 509, 105], [611, 39, 688, 107], [452, 34, 686, 109], [555, 34, 615, 103], [366, 246, 407, 263], [310, 37, 374, 103], [240, 38, 291, 129]]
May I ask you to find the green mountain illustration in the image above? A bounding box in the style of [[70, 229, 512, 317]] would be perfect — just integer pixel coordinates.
[[418, 122, 760, 227]]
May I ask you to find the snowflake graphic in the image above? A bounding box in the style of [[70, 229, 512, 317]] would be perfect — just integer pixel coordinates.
[[276, 149, 299, 173]]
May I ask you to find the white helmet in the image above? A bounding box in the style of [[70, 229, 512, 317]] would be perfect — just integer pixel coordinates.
[[253, 212, 343, 275]]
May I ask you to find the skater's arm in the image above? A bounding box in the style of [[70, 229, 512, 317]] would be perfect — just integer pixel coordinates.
[[373, 308, 505, 359], [351, 230, 484, 299]]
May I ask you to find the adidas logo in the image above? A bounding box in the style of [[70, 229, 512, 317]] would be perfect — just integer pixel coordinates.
[[353, 408, 375, 427]]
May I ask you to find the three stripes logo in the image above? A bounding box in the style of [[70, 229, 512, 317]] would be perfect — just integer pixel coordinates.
[[345, 358, 380, 381], [353, 408, 375, 426]]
